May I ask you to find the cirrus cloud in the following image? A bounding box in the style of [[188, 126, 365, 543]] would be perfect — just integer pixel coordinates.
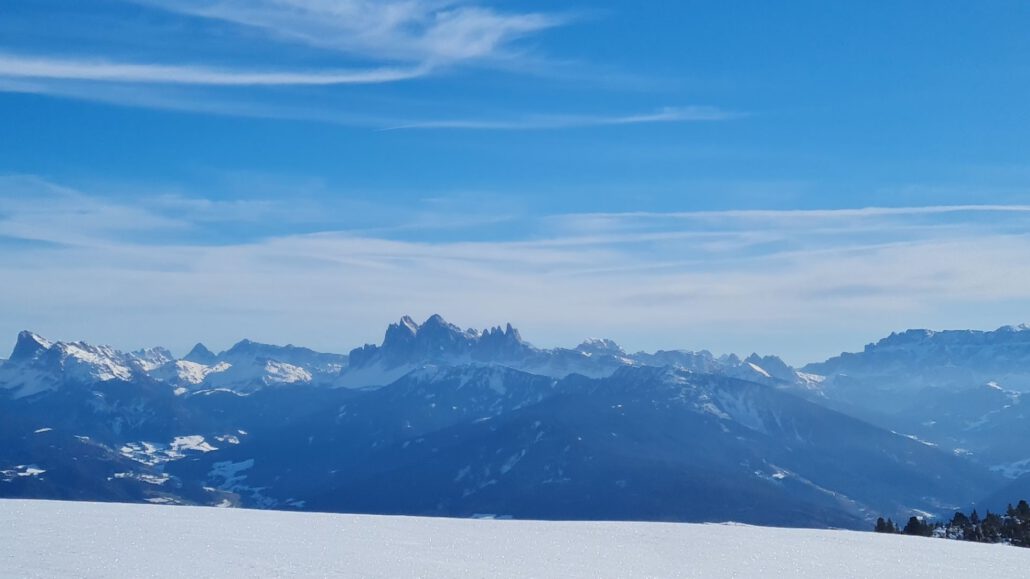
[[2, 175, 1030, 363]]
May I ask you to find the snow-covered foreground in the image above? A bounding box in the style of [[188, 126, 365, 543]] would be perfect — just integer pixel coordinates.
[[2, 500, 1028, 578]]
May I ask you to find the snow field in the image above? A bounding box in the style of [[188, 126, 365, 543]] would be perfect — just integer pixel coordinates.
[[2, 499, 1029, 578]]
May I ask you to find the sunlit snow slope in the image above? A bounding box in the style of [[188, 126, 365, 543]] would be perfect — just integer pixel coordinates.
[[2, 500, 1029, 578]]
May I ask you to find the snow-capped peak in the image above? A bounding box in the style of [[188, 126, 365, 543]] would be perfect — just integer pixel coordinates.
[[184, 343, 218, 365], [54, 342, 135, 382], [261, 360, 312, 384], [9, 330, 54, 361], [998, 323, 1030, 332], [151, 360, 232, 387], [575, 338, 626, 357], [398, 315, 420, 335], [128, 347, 175, 372], [352, 314, 509, 371], [804, 322, 1030, 394], [0, 332, 137, 398]]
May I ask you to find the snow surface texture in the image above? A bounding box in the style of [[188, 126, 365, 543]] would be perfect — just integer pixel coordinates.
[[1, 500, 1028, 578]]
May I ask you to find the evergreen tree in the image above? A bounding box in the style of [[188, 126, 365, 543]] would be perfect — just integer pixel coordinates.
[[951, 511, 969, 528], [897, 498, 1030, 547], [983, 512, 1002, 543], [903, 516, 930, 536]]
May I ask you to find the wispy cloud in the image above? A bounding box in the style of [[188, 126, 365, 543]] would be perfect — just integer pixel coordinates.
[[0, 72, 722, 131], [381, 106, 737, 131], [0, 54, 429, 85], [131, 0, 566, 64], [0, 2, 721, 129], [0, 0, 564, 86], [4, 176, 1030, 362], [569, 205, 1030, 221], [546, 204, 1030, 239], [0, 176, 186, 246]]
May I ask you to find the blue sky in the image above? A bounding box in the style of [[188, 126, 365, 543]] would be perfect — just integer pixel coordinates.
[[2, 0, 1030, 363]]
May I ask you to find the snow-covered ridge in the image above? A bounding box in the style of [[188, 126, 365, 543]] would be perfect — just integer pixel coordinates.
[[0, 315, 807, 396], [2, 499, 1027, 578], [803, 322, 1030, 396], [0, 330, 350, 398], [16, 316, 1030, 402], [0, 323, 1013, 530], [0, 331, 140, 398], [340, 314, 802, 388]]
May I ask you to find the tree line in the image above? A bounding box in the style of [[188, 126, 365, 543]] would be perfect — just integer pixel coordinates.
[[874, 500, 1030, 547]]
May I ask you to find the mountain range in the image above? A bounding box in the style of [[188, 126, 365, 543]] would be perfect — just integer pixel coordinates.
[[3, 315, 1030, 528]]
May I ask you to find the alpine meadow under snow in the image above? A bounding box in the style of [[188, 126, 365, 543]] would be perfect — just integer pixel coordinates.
[[2, 499, 1029, 578]]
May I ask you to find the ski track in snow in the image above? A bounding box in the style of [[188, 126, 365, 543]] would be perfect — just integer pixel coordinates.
[[1, 499, 1029, 578]]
